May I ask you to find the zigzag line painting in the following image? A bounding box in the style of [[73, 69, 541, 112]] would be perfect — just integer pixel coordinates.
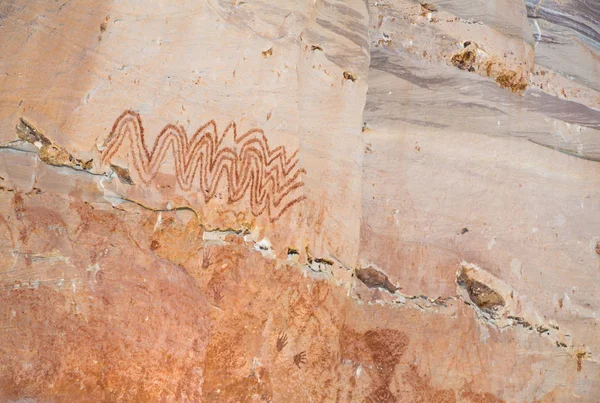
[[101, 110, 305, 222]]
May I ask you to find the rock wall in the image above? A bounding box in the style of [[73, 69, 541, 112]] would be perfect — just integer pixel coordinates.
[[0, 0, 598, 401]]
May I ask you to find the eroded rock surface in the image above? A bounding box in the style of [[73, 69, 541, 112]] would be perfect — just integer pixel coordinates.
[[0, 0, 599, 401]]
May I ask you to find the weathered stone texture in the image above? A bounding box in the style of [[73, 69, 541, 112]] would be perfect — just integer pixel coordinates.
[[0, 0, 599, 401]]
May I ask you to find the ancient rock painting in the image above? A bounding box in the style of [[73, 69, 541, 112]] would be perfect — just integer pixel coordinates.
[[292, 351, 307, 368], [276, 332, 288, 352], [101, 110, 305, 221]]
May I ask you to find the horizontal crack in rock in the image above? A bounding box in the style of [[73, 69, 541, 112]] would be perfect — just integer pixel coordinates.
[[16, 118, 93, 171], [457, 267, 505, 314], [458, 262, 576, 351], [113, 196, 251, 235]]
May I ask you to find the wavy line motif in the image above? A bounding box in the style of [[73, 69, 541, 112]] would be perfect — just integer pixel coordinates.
[[101, 110, 305, 222]]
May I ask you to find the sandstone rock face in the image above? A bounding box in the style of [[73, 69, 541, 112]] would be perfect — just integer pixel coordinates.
[[0, 0, 599, 401]]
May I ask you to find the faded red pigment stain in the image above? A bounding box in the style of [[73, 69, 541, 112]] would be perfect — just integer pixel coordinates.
[[340, 327, 410, 401], [0, 285, 209, 401], [0, 187, 540, 402], [193, 241, 347, 402], [101, 110, 306, 222], [202, 327, 273, 402], [339, 326, 504, 402], [142, 213, 204, 266], [461, 389, 505, 403], [402, 365, 456, 403], [0, 192, 211, 402]]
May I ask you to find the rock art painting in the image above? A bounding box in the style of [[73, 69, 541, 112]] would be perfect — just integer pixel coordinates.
[[101, 110, 306, 222]]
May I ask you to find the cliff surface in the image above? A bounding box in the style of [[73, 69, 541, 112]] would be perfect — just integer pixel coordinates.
[[0, 0, 599, 401]]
